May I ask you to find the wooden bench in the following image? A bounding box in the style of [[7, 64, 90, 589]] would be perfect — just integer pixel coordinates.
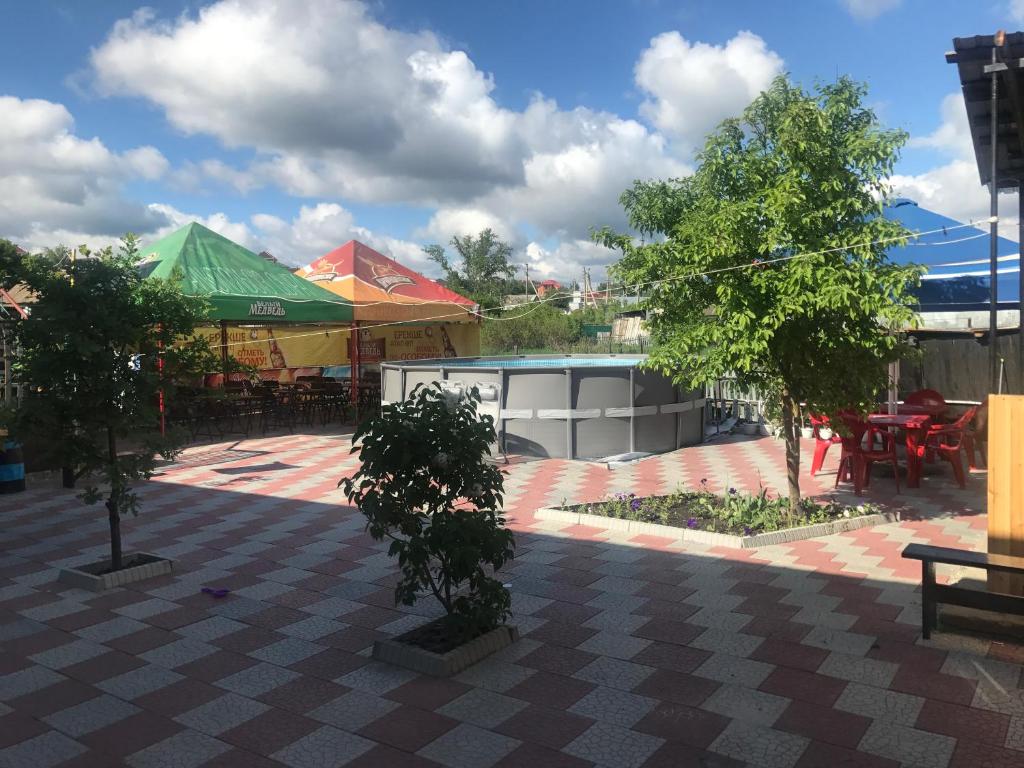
[[902, 543, 1024, 639]]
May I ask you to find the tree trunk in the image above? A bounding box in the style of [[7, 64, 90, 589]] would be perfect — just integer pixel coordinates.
[[106, 427, 123, 571], [61, 466, 76, 489], [779, 389, 801, 517]]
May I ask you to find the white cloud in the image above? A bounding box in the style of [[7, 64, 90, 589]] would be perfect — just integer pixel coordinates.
[[0, 95, 169, 250], [634, 31, 784, 152], [840, 0, 901, 20], [87, 0, 711, 247], [525, 239, 618, 282], [893, 92, 1018, 239]]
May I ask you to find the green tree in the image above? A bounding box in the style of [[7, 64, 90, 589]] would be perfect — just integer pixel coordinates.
[[424, 229, 515, 309], [11, 234, 213, 571], [341, 384, 514, 642], [598, 76, 921, 513]]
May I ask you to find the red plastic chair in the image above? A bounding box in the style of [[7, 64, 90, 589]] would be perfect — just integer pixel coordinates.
[[834, 416, 868, 495], [809, 414, 842, 476], [905, 389, 948, 420], [835, 414, 901, 495], [923, 405, 979, 488]]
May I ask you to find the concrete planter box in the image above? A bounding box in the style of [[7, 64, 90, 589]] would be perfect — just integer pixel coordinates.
[[535, 506, 897, 549], [58, 553, 173, 591], [373, 623, 519, 677]]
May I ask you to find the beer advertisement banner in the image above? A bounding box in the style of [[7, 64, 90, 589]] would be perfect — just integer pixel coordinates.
[[194, 322, 480, 372]]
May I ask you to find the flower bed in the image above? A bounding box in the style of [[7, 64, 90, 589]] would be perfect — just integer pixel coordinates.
[[538, 481, 896, 549]]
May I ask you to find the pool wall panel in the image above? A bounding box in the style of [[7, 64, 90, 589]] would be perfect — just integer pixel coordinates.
[[381, 355, 704, 460]]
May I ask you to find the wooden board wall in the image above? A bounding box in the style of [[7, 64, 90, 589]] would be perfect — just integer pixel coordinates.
[[988, 395, 1024, 595]]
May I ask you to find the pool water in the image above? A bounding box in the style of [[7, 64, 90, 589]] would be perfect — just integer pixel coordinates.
[[417, 357, 644, 368]]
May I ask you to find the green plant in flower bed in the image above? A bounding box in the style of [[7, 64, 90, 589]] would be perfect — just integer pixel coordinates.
[[567, 479, 881, 536]]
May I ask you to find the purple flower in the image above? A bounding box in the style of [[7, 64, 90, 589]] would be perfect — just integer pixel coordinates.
[[699, 478, 708, 486], [686, 518, 699, 529], [630, 498, 643, 511], [743, 526, 754, 536]]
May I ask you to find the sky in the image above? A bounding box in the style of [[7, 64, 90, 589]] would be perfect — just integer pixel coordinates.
[[0, 0, 1021, 283]]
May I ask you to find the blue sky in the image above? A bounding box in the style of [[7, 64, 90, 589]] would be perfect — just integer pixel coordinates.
[[0, 0, 1018, 281]]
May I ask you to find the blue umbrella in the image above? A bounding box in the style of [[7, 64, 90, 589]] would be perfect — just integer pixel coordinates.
[[883, 198, 1020, 312]]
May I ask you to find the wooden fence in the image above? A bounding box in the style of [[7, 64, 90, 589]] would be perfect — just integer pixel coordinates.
[[987, 395, 1024, 595], [901, 335, 1022, 401]]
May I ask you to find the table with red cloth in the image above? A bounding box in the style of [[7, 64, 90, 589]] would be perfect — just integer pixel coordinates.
[[867, 413, 932, 488]]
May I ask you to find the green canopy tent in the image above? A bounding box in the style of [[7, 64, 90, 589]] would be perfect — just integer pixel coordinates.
[[140, 222, 353, 323]]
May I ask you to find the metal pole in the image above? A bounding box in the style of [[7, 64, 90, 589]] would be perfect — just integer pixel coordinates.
[[990, 44, 1001, 394]]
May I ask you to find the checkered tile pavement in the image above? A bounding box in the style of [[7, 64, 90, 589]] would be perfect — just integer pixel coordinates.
[[1, 428, 1020, 768]]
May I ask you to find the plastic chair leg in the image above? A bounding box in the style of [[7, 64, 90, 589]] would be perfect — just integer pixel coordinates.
[[811, 440, 831, 476], [963, 436, 977, 470], [947, 451, 966, 489]]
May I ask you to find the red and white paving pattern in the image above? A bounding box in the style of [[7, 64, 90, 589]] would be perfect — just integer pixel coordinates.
[[0, 429, 1020, 768]]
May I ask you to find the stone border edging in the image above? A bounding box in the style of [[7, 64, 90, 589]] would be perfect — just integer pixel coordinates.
[[373, 624, 519, 677], [58, 553, 174, 591], [534, 506, 898, 549]]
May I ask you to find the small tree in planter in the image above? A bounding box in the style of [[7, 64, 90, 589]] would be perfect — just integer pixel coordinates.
[[341, 383, 515, 650], [10, 235, 213, 579]]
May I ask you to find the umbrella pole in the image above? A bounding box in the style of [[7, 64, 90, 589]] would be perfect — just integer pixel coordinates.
[[351, 321, 360, 420]]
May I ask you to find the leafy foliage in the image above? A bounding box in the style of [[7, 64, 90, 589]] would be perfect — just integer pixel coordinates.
[[341, 384, 515, 641], [573, 482, 882, 536], [424, 229, 516, 310], [597, 76, 922, 512], [9, 234, 212, 570]]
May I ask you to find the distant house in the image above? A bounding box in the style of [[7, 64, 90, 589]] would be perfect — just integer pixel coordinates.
[[535, 279, 562, 297]]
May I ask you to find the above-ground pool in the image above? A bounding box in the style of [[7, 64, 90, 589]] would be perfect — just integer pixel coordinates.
[[381, 355, 705, 460]]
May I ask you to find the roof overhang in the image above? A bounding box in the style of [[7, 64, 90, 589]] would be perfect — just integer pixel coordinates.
[[948, 32, 1024, 189]]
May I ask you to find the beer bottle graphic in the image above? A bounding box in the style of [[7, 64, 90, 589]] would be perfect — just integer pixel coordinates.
[[440, 325, 457, 358], [267, 329, 287, 369]]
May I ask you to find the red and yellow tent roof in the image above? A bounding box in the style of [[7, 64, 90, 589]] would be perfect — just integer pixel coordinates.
[[295, 240, 477, 323]]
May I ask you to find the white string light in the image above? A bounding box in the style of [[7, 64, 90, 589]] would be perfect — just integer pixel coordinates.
[[197, 216, 1000, 351]]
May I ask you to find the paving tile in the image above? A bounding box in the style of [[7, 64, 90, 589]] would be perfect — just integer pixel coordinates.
[[701, 683, 791, 727], [218, 708, 321, 756], [573, 656, 654, 690], [692, 652, 775, 687], [759, 666, 849, 707], [173, 692, 270, 736], [915, 698, 1010, 745], [215, 661, 300, 698], [248, 637, 326, 667], [279, 616, 349, 641], [309, 688, 399, 732], [568, 685, 656, 727], [494, 704, 592, 751], [563, 720, 663, 768], [44, 694, 142, 737], [794, 740, 899, 768], [418, 722, 521, 768], [255, 676, 349, 715], [75, 616, 149, 643], [0, 730, 87, 768], [858, 719, 956, 768], [125, 729, 231, 768], [335, 661, 417, 694], [453, 660, 534, 693], [438, 688, 528, 729], [387, 677, 472, 711], [0, 664, 66, 700], [818, 652, 898, 688], [775, 699, 870, 749], [834, 681, 924, 726], [174, 617, 249, 643], [97, 665, 184, 701], [29, 639, 109, 670], [949, 737, 1024, 768], [140, 638, 219, 670], [633, 700, 730, 749], [710, 719, 809, 768], [359, 706, 458, 753]]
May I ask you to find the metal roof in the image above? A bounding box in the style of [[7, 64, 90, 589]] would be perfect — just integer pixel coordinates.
[[947, 32, 1024, 189]]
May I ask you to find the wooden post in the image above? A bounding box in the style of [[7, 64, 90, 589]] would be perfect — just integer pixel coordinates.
[[988, 394, 1024, 595]]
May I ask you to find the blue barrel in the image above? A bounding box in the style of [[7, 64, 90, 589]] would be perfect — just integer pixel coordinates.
[[0, 441, 26, 494]]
